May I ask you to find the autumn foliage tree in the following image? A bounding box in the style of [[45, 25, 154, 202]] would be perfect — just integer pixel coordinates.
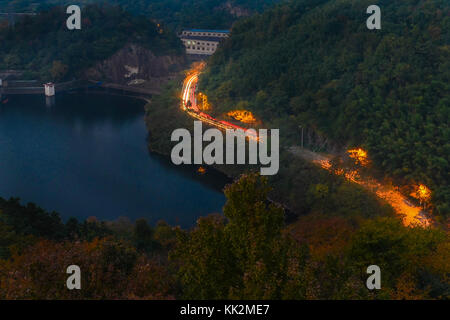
[[172, 173, 308, 299], [0, 238, 175, 299]]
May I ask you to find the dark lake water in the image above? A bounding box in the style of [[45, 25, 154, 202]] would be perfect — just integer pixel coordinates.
[[0, 93, 227, 228]]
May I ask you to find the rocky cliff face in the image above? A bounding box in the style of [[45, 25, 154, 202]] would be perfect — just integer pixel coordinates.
[[84, 44, 186, 89]]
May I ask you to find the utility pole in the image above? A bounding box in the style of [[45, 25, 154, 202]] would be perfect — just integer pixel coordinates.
[[299, 125, 304, 149]]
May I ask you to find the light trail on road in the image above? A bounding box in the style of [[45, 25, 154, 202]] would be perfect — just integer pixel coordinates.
[[181, 72, 258, 139], [182, 72, 431, 228]]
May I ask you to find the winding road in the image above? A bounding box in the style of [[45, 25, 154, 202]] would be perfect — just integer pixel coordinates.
[[181, 72, 255, 135], [182, 71, 431, 227]]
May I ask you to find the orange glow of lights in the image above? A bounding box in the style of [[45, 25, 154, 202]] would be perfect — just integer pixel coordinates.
[[317, 159, 332, 170], [344, 170, 359, 183], [227, 110, 257, 124], [182, 71, 260, 141], [198, 92, 211, 111], [412, 184, 432, 203], [348, 148, 369, 166], [313, 158, 431, 228], [197, 167, 206, 174]]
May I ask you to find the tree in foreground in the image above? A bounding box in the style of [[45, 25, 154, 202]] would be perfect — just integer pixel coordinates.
[[173, 173, 308, 299]]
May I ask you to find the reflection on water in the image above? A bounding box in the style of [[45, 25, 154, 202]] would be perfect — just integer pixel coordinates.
[[0, 93, 227, 228], [45, 96, 55, 108]]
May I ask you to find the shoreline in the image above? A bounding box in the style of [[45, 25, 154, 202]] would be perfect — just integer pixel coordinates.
[[1, 90, 228, 228], [1, 80, 156, 103], [3, 81, 308, 225]]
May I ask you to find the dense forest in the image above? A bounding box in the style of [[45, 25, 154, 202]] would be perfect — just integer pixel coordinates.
[[147, 77, 397, 220], [0, 0, 280, 29], [200, 0, 450, 218], [0, 4, 183, 81], [1, 174, 448, 299]]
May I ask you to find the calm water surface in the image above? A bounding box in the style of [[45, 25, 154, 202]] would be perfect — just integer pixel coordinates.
[[0, 93, 227, 227]]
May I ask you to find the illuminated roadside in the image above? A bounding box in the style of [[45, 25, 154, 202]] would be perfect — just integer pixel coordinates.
[[181, 71, 258, 140]]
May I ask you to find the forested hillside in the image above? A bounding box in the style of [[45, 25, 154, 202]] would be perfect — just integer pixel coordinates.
[[200, 0, 450, 217], [0, 0, 280, 29], [1, 174, 449, 299], [0, 4, 183, 81]]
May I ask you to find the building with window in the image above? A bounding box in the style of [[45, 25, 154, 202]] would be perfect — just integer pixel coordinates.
[[180, 29, 230, 56]]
